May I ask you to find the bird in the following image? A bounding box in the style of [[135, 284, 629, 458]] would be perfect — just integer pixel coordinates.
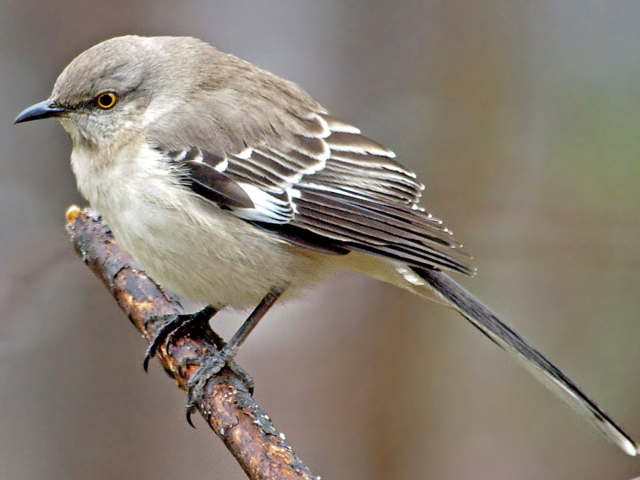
[[14, 35, 638, 456]]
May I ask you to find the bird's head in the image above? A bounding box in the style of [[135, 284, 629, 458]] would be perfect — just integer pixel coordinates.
[[14, 35, 206, 151]]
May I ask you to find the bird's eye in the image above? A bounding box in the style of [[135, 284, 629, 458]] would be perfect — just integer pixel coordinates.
[[96, 92, 117, 110]]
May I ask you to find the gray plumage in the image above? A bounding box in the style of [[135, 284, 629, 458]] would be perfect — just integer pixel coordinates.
[[15, 35, 638, 456]]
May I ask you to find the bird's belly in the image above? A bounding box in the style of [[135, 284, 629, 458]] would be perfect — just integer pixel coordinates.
[[100, 197, 322, 309]]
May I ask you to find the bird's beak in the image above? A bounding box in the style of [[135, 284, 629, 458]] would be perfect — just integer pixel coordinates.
[[14, 99, 66, 124]]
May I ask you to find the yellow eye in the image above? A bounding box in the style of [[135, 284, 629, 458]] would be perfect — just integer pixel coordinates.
[[96, 92, 117, 110]]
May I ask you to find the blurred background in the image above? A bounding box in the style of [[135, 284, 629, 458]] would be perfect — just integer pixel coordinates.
[[1, 1, 639, 479]]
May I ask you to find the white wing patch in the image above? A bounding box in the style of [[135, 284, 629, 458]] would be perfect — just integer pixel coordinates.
[[236, 148, 252, 160], [214, 157, 228, 172], [231, 184, 293, 223]]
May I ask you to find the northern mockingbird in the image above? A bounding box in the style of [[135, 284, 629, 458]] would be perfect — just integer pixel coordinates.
[[15, 35, 638, 455]]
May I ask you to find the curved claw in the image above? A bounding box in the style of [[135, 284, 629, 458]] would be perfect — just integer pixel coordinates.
[[143, 355, 151, 372], [186, 405, 197, 428], [143, 314, 182, 371], [185, 377, 206, 428], [143, 339, 162, 371]]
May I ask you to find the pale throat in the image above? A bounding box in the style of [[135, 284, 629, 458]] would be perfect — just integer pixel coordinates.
[[68, 127, 152, 209]]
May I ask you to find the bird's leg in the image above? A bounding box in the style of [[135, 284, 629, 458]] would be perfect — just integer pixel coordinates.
[[143, 305, 218, 371], [185, 287, 284, 425]]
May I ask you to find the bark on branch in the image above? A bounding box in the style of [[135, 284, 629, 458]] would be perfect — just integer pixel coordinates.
[[65, 206, 318, 480]]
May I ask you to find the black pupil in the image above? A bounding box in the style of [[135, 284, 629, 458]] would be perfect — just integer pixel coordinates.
[[100, 94, 113, 107]]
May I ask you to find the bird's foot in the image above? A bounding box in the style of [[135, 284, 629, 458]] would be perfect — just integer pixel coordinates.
[[143, 306, 217, 371], [183, 353, 254, 427]]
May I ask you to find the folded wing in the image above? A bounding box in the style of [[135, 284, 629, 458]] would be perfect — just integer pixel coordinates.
[[152, 111, 472, 275]]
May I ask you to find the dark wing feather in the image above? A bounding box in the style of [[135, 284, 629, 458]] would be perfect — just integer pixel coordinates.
[[184, 160, 254, 209], [292, 189, 471, 273]]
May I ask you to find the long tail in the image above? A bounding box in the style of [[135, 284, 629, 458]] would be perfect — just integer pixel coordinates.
[[340, 252, 638, 455], [408, 267, 638, 456]]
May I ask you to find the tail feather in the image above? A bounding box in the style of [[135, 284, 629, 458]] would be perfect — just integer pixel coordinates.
[[340, 252, 638, 455], [411, 267, 638, 456]]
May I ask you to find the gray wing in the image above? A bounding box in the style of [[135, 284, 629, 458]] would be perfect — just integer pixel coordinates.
[[151, 111, 473, 275]]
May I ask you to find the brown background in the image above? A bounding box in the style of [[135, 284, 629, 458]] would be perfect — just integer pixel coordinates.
[[1, 1, 639, 479]]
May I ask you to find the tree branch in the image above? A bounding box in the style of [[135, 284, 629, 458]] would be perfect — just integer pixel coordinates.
[[65, 206, 319, 480]]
